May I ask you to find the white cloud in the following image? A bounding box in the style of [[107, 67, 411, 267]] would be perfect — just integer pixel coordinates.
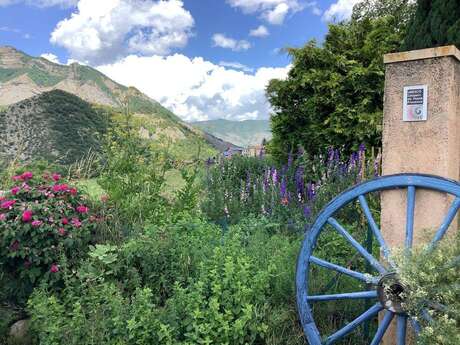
[[323, 0, 363, 22], [0, 0, 77, 7], [249, 25, 269, 38], [226, 0, 312, 25], [212, 33, 251, 51], [50, 0, 194, 65], [219, 61, 254, 73], [97, 54, 290, 122], [40, 53, 60, 64]]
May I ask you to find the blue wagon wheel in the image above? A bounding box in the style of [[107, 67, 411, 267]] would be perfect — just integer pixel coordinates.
[[296, 174, 460, 345]]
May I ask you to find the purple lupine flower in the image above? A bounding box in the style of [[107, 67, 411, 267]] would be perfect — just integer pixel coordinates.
[[350, 152, 359, 168], [359, 143, 366, 154], [280, 177, 287, 198], [303, 205, 311, 218], [272, 168, 278, 184], [263, 169, 270, 192], [334, 149, 340, 162], [295, 167, 305, 196], [307, 182, 316, 200]]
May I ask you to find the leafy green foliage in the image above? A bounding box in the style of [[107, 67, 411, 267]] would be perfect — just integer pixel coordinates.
[[402, 0, 460, 50], [395, 236, 460, 344], [266, 2, 410, 159], [98, 119, 171, 229]]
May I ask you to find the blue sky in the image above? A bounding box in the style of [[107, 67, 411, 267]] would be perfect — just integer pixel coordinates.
[[0, 0, 360, 121]]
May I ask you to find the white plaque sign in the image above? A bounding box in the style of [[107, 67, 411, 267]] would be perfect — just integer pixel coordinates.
[[403, 85, 428, 122]]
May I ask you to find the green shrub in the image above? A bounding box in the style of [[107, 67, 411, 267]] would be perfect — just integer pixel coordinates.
[[395, 235, 460, 345]]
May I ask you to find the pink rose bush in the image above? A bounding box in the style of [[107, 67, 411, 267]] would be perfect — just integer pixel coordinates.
[[0, 171, 98, 289]]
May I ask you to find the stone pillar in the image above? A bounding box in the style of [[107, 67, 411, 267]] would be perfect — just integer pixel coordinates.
[[381, 46, 460, 344]]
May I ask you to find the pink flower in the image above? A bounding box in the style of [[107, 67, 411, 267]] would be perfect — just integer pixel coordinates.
[[58, 227, 66, 236], [12, 175, 22, 182], [76, 205, 89, 214], [52, 173, 61, 181], [1, 200, 16, 209], [0, 213, 6, 221], [50, 264, 59, 273], [71, 218, 82, 228], [31, 220, 42, 228], [22, 210, 33, 222], [61, 217, 69, 225], [21, 171, 33, 181], [0, 196, 5, 201], [53, 184, 70, 193], [11, 186, 20, 195], [100, 194, 109, 203], [69, 187, 78, 196]]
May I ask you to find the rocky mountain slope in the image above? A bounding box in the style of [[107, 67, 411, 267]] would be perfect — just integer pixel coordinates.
[[0, 90, 106, 164], [192, 119, 272, 148], [0, 46, 217, 160]]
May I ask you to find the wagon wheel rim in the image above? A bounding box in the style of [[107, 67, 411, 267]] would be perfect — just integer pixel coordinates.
[[296, 174, 460, 345]]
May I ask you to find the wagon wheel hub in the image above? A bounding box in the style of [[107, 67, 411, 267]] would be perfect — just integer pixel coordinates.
[[377, 273, 407, 314]]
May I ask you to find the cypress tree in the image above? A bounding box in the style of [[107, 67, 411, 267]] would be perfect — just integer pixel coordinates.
[[402, 0, 460, 50]]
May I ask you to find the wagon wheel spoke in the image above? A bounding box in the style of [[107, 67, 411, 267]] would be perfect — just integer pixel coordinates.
[[307, 290, 377, 302], [327, 217, 387, 274], [309, 256, 379, 284], [429, 197, 460, 249], [358, 195, 390, 258], [370, 310, 394, 345], [396, 315, 407, 345], [405, 186, 416, 249], [324, 303, 383, 345]]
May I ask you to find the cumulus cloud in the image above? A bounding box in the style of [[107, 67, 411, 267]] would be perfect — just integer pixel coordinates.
[[97, 54, 290, 122], [212, 34, 251, 51], [226, 0, 316, 24], [249, 25, 269, 38], [323, 0, 363, 22], [0, 0, 77, 7], [50, 0, 194, 65], [40, 53, 60, 64]]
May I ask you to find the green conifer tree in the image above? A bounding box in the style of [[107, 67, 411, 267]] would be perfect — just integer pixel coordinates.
[[403, 0, 460, 50]]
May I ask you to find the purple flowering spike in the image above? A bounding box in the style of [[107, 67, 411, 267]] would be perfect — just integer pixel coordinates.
[[280, 177, 287, 198], [327, 147, 334, 163], [272, 168, 278, 184], [303, 205, 311, 218], [334, 149, 340, 161], [263, 169, 270, 191], [359, 143, 366, 154], [295, 167, 305, 196]]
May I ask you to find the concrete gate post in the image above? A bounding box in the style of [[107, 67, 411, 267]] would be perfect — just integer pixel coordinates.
[[381, 46, 460, 344]]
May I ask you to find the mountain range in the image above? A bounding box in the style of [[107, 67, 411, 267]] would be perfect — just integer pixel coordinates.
[[0, 46, 231, 163], [192, 119, 271, 148]]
